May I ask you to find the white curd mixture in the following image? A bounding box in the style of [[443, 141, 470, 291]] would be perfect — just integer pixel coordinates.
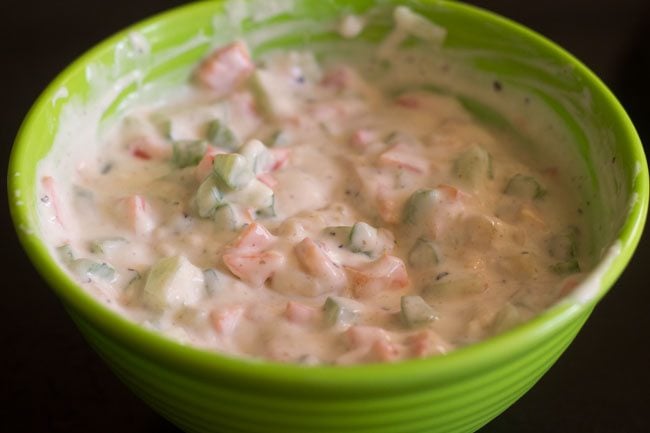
[[37, 7, 589, 364]]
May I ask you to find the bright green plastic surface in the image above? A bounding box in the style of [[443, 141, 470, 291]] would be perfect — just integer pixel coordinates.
[[8, 1, 648, 432]]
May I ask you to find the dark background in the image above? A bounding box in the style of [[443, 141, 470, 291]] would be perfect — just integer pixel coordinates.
[[1, 1, 648, 432]]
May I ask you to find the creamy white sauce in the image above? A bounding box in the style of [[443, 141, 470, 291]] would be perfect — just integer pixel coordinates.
[[36, 7, 595, 365]]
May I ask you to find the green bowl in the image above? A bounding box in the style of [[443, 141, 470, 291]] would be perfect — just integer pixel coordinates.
[[8, 1, 648, 432]]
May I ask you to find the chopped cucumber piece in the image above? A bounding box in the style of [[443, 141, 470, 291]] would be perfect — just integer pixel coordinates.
[[213, 153, 254, 190], [323, 296, 363, 327], [394, 5, 447, 43], [143, 255, 205, 311], [195, 175, 225, 218], [408, 237, 439, 268], [172, 140, 207, 168], [453, 145, 493, 187], [227, 178, 274, 210], [402, 188, 440, 225], [213, 203, 245, 231], [255, 195, 276, 218], [158, 118, 188, 141], [70, 258, 117, 283], [422, 276, 486, 300], [323, 226, 352, 245], [547, 226, 579, 261], [401, 295, 437, 327], [349, 222, 379, 256], [268, 129, 292, 147], [547, 227, 581, 274], [56, 244, 75, 264], [504, 174, 545, 199], [550, 259, 580, 275], [252, 69, 296, 118], [491, 302, 523, 334], [90, 237, 128, 255], [203, 268, 223, 295], [240, 139, 273, 174], [207, 119, 239, 150]]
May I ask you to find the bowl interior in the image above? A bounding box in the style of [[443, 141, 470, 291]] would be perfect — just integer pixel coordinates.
[[8, 0, 648, 391]]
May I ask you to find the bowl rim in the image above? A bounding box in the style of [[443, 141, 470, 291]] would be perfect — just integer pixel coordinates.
[[7, 0, 649, 394]]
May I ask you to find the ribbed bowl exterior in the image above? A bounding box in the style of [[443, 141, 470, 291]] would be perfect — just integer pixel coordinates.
[[71, 307, 591, 433]]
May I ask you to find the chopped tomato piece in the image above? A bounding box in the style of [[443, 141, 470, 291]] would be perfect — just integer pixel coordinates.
[[256, 172, 277, 189], [41, 176, 64, 227], [349, 128, 377, 151], [284, 301, 319, 325], [346, 325, 389, 348], [269, 148, 291, 171], [346, 254, 409, 298], [378, 143, 429, 174], [195, 41, 255, 97], [320, 66, 352, 91], [210, 306, 245, 335], [376, 186, 402, 225], [395, 95, 420, 109], [407, 330, 452, 357], [195, 146, 226, 182], [371, 339, 401, 362], [228, 222, 276, 251], [118, 195, 155, 235], [127, 136, 169, 160], [222, 250, 285, 287], [294, 238, 347, 292]]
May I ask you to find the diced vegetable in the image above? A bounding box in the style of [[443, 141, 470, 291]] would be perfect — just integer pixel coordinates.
[[421, 276, 486, 300], [323, 296, 363, 326], [402, 188, 439, 225], [210, 306, 245, 335], [206, 119, 239, 150], [294, 237, 347, 292], [252, 69, 296, 118], [255, 195, 276, 218], [349, 222, 379, 255], [213, 153, 254, 190], [497, 252, 539, 279], [41, 176, 64, 227], [213, 203, 245, 231], [56, 244, 75, 263], [119, 195, 156, 235], [239, 139, 273, 174], [453, 145, 493, 187], [547, 227, 579, 261], [393, 5, 447, 43], [70, 258, 117, 283], [550, 260, 580, 275], [90, 237, 128, 255], [142, 255, 205, 310], [172, 140, 208, 168], [347, 254, 409, 298], [222, 250, 285, 287], [547, 227, 581, 274], [203, 268, 223, 295], [323, 226, 352, 245], [407, 237, 439, 268], [195, 41, 254, 97], [268, 129, 292, 147], [491, 302, 524, 334], [227, 178, 274, 210], [285, 301, 319, 325], [195, 175, 225, 218], [378, 143, 429, 173], [400, 295, 437, 327], [504, 174, 545, 199], [228, 223, 276, 251]]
